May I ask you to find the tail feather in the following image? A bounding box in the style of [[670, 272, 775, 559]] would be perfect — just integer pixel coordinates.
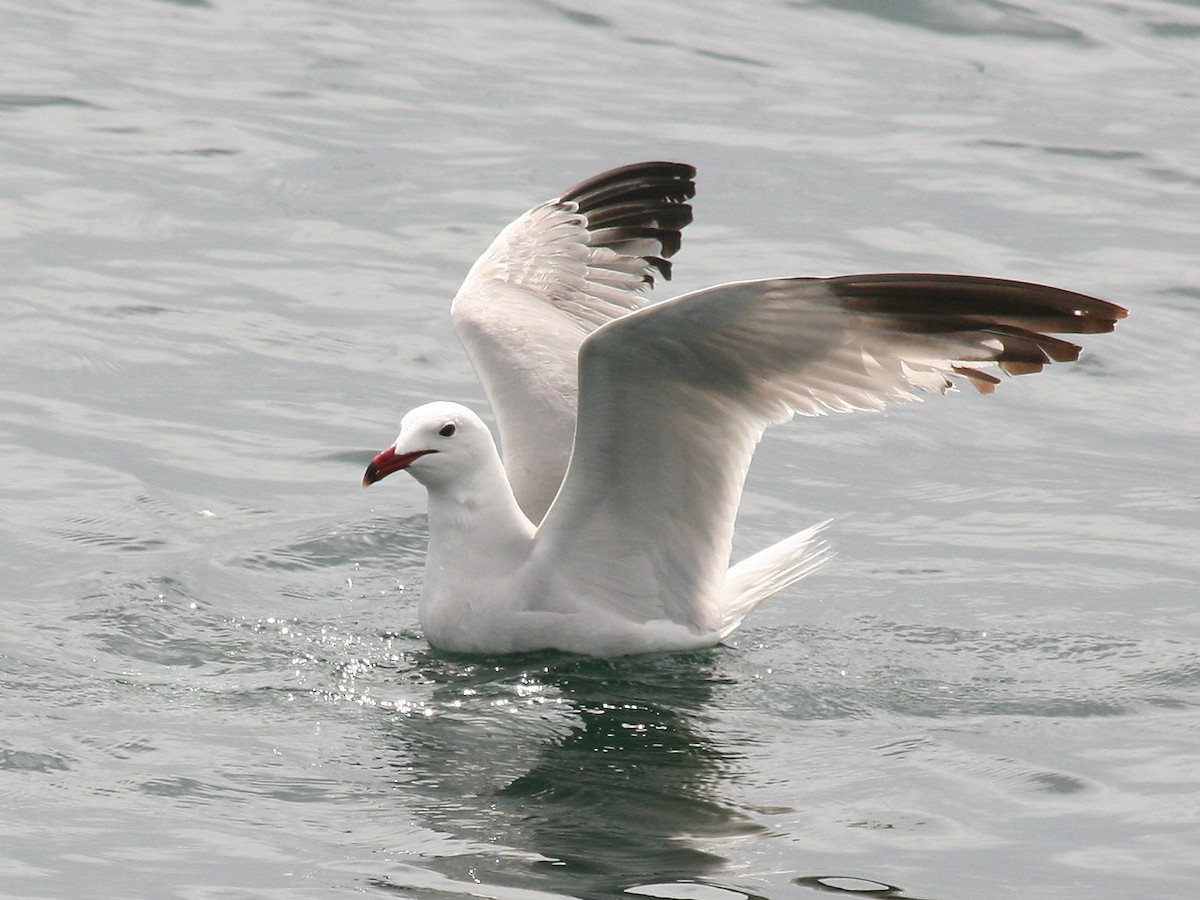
[[720, 520, 833, 639]]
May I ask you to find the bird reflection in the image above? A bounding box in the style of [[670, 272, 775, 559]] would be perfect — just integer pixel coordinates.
[[374, 649, 762, 898]]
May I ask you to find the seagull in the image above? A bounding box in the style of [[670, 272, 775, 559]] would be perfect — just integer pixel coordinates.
[[362, 162, 1126, 656]]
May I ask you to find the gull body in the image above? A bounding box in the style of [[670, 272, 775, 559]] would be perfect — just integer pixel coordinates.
[[363, 162, 1126, 656]]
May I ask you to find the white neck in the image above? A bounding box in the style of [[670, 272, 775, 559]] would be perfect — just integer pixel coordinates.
[[418, 454, 536, 646]]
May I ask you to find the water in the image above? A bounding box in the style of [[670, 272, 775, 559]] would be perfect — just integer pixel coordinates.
[[2, 0, 1198, 897]]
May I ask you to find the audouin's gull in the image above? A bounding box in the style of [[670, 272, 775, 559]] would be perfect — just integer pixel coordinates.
[[363, 162, 1126, 656]]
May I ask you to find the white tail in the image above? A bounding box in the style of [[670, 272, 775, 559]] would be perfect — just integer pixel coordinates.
[[720, 520, 833, 639]]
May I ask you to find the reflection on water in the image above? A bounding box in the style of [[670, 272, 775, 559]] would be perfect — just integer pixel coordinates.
[[370, 651, 760, 898]]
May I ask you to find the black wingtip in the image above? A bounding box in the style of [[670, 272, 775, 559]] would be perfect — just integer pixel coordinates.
[[559, 161, 697, 206], [557, 162, 697, 289], [821, 273, 1125, 381]]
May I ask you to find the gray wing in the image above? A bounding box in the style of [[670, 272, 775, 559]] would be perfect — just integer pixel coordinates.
[[450, 162, 695, 522], [532, 274, 1127, 633]]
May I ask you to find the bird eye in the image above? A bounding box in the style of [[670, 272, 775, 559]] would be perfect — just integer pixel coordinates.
[[439, 423, 456, 437]]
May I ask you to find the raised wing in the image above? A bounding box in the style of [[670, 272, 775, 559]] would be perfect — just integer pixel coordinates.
[[532, 274, 1127, 634], [450, 162, 695, 522]]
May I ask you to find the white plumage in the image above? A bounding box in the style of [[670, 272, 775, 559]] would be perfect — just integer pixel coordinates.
[[364, 162, 1125, 656]]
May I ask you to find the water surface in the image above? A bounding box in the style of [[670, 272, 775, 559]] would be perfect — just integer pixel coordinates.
[[2, 1, 1198, 897]]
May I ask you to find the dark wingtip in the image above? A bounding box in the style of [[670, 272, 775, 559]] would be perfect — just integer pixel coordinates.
[[558, 161, 697, 290], [559, 161, 696, 205], [825, 273, 1129, 333], [818, 273, 1125, 385]]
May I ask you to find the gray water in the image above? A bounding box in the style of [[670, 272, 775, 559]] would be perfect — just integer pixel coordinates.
[[2, 1, 1198, 897]]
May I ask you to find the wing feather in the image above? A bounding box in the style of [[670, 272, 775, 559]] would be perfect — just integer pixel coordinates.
[[450, 162, 695, 522], [532, 275, 1126, 633]]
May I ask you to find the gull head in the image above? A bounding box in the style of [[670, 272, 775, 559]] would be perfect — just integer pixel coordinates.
[[363, 401, 495, 490]]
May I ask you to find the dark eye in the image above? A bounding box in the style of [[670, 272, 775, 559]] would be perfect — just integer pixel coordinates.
[[438, 423, 456, 437]]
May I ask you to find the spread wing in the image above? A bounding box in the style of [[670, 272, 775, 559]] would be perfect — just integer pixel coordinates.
[[531, 274, 1127, 634], [450, 162, 695, 522]]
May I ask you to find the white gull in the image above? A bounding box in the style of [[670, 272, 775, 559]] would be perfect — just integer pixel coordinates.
[[363, 162, 1126, 656]]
